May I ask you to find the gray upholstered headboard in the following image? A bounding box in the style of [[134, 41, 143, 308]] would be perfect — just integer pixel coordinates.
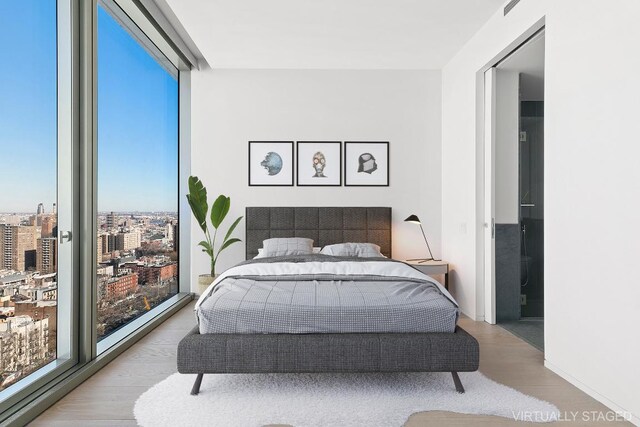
[[245, 207, 392, 259]]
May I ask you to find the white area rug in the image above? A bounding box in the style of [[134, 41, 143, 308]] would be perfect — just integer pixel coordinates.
[[134, 372, 558, 426]]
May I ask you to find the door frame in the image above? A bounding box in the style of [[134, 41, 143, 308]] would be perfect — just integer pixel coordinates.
[[482, 68, 497, 324], [475, 18, 545, 323]]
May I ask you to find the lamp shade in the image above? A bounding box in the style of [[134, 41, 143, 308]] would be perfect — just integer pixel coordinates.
[[404, 214, 421, 224]]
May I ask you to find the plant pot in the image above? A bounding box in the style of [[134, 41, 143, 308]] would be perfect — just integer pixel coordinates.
[[197, 274, 217, 296]]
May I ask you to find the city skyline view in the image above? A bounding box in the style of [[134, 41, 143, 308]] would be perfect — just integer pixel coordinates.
[[0, 208, 179, 215]]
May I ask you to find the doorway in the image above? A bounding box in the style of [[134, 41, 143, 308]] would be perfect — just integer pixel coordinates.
[[483, 30, 545, 351]]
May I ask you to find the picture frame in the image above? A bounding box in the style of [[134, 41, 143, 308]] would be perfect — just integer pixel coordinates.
[[248, 141, 294, 186], [296, 141, 342, 186], [344, 141, 389, 186]]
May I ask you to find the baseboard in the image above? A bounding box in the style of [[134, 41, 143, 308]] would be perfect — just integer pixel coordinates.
[[544, 360, 639, 426], [456, 307, 483, 322]]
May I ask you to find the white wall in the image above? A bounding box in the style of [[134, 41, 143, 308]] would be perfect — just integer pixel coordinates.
[[190, 69, 442, 281], [442, 0, 640, 423]]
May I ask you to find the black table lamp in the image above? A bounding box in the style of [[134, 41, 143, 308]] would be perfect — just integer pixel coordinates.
[[404, 214, 440, 262]]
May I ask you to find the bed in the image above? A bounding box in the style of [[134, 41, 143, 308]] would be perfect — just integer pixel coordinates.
[[177, 207, 479, 395]]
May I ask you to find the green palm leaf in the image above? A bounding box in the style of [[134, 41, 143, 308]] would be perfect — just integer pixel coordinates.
[[210, 195, 230, 229], [216, 238, 241, 259], [223, 216, 243, 243], [187, 176, 208, 234]]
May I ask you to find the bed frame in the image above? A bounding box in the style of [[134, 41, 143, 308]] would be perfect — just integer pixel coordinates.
[[177, 207, 479, 395]]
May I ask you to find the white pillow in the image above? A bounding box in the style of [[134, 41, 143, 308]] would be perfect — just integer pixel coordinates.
[[257, 237, 314, 258], [320, 243, 385, 258], [255, 247, 321, 258]]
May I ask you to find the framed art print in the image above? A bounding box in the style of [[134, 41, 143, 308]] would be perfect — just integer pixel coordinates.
[[344, 141, 389, 186], [248, 141, 294, 186], [296, 141, 342, 186]]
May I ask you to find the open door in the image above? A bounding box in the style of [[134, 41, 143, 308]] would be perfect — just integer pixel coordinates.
[[481, 29, 545, 354]]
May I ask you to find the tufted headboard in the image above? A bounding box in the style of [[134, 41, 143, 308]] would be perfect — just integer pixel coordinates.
[[245, 207, 392, 259]]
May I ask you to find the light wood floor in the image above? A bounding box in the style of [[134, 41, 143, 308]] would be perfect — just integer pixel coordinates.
[[30, 302, 630, 426]]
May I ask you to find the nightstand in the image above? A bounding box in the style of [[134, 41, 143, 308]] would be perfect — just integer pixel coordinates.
[[405, 260, 450, 290]]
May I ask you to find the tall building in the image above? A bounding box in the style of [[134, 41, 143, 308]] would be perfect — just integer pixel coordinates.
[[15, 226, 38, 272], [172, 223, 178, 251], [107, 234, 117, 253], [106, 212, 117, 229], [0, 224, 11, 270], [36, 237, 57, 274], [37, 203, 44, 215], [0, 225, 37, 272], [41, 215, 56, 238], [97, 234, 106, 263], [165, 223, 174, 241], [116, 231, 141, 251], [97, 233, 116, 261]]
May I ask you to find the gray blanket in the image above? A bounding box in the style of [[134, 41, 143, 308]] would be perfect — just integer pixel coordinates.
[[197, 255, 459, 334]]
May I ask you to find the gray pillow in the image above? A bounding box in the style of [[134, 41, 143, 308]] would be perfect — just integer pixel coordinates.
[[258, 237, 314, 258], [320, 243, 384, 258], [255, 247, 321, 258]]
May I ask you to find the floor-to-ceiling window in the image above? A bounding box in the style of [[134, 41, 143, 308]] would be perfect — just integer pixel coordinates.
[[0, 0, 190, 422], [96, 2, 179, 344], [0, 0, 62, 392]]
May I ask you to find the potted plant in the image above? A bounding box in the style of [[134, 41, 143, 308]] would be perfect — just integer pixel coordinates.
[[186, 175, 243, 294]]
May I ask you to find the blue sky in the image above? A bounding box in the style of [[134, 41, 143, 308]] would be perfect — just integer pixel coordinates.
[[97, 6, 178, 212], [0, 1, 57, 213], [0, 2, 178, 213]]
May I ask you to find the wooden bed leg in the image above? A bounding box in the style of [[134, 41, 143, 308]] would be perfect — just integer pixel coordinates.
[[451, 372, 465, 393], [191, 373, 204, 395]]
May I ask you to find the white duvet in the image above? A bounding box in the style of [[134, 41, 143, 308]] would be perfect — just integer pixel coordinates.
[[195, 260, 456, 310]]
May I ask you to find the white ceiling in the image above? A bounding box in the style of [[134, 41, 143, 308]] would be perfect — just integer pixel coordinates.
[[161, 0, 506, 69]]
